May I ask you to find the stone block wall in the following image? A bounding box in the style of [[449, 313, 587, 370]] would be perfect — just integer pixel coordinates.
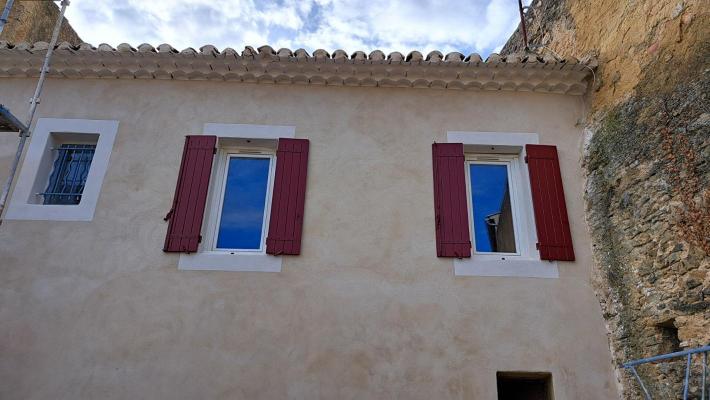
[[0, 0, 80, 44], [504, 0, 709, 398]]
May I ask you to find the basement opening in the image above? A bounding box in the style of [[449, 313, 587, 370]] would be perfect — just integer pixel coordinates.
[[497, 371, 553, 400], [656, 319, 682, 354]]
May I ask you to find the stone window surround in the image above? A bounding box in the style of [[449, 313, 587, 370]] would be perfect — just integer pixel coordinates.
[[447, 131, 559, 279], [177, 123, 295, 273], [4, 118, 119, 221]]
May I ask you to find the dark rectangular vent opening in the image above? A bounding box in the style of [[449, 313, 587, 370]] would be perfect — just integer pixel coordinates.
[[656, 319, 682, 354], [497, 371, 553, 400]]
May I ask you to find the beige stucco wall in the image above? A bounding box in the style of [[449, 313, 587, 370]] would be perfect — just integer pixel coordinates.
[[0, 78, 617, 399]]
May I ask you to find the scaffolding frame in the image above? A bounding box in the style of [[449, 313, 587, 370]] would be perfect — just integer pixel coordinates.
[[623, 345, 710, 400], [0, 0, 70, 223]]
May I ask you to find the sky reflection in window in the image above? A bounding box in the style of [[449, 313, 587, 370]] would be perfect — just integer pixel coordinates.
[[216, 157, 270, 250], [470, 163, 516, 253]]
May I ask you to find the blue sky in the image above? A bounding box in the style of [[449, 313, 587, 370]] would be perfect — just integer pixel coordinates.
[[216, 157, 271, 250], [65, 0, 530, 56], [469, 164, 511, 252]]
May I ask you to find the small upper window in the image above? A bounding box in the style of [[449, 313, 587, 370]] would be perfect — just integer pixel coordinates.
[[467, 156, 521, 255], [41, 144, 96, 205], [4, 118, 118, 222], [214, 154, 274, 251]]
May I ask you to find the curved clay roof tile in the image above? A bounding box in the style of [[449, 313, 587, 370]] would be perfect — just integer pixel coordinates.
[[257, 45, 276, 55], [294, 48, 310, 58], [368, 50, 385, 61], [157, 43, 178, 53], [242, 46, 257, 58], [425, 50, 443, 62], [1, 41, 594, 95], [200, 45, 219, 56], [486, 53, 502, 63], [276, 48, 293, 57], [97, 43, 115, 52], [444, 52, 464, 62], [387, 51, 404, 62], [350, 51, 367, 60], [332, 49, 348, 60], [505, 52, 524, 63], [31, 42, 49, 51], [78, 42, 96, 51], [406, 51, 423, 62], [313, 49, 330, 59], [222, 47, 239, 56], [464, 53, 482, 63], [56, 41, 75, 51], [117, 43, 136, 52], [137, 43, 156, 53]]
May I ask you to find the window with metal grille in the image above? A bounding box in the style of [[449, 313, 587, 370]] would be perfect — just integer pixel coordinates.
[[40, 144, 96, 205]]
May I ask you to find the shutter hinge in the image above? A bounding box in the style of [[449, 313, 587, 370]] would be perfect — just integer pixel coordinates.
[[524, 156, 529, 163], [163, 208, 174, 221], [198, 235, 203, 243], [213, 147, 217, 154], [536, 242, 540, 250]]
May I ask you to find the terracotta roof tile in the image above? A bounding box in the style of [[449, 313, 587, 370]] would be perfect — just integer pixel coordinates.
[[0, 42, 596, 95]]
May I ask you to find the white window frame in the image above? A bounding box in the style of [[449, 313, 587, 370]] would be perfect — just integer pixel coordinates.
[[447, 131, 559, 279], [4, 118, 119, 221], [466, 155, 524, 258], [208, 150, 276, 254], [178, 123, 296, 272]]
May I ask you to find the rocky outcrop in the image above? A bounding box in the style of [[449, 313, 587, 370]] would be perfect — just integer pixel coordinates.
[[0, 0, 80, 44], [505, 0, 709, 398]]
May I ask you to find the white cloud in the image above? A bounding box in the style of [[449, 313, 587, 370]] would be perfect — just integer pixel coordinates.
[[64, 0, 531, 56]]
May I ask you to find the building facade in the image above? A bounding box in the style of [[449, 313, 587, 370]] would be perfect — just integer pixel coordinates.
[[0, 43, 619, 399]]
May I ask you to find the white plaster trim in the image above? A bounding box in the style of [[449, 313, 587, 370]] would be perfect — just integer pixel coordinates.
[[454, 259, 558, 278], [178, 251, 281, 272], [5, 118, 119, 221], [203, 123, 295, 139], [447, 131, 559, 279], [447, 131, 539, 146], [177, 123, 293, 272]]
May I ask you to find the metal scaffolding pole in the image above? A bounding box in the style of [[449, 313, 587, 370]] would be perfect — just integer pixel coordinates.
[[0, 0, 16, 35], [0, 0, 70, 223]]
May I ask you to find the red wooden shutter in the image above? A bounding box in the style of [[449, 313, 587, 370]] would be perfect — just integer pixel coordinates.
[[163, 135, 217, 253], [432, 143, 471, 258], [525, 144, 575, 261], [266, 138, 309, 255]]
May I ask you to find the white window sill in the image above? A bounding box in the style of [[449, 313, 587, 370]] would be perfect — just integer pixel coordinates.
[[453, 258, 559, 279], [178, 251, 282, 272]]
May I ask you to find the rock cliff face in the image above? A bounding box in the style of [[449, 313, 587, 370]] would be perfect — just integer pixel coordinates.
[[0, 0, 80, 44], [504, 0, 708, 398]]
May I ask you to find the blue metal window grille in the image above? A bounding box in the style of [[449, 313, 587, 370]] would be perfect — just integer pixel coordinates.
[[40, 144, 96, 205]]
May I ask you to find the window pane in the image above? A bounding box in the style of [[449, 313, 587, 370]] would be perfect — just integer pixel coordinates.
[[469, 164, 516, 253], [43, 144, 96, 205], [216, 157, 271, 250]]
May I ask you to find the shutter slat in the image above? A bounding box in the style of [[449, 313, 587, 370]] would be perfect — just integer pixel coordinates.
[[525, 144, 575, 261], [266, 138, 310, 255], [284, 149, 300, 253], [268, 142, 287, 255], [453, 156, 468, 255], [186, 143, 214, 250], [432, 143, 471, 258], [164, 136, 217, 253]]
